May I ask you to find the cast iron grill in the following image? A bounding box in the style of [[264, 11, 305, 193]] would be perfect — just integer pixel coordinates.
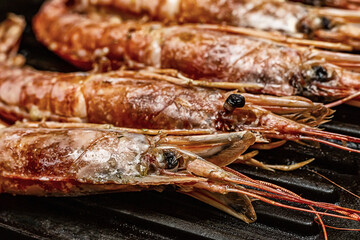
[[0, 1, 359, 239]]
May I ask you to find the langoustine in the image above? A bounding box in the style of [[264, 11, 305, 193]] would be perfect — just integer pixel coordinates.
[[1, 121, 360, 234], [33, 0, 360, 104], [2, 14, 360, 154], [83, 0, 360, 50], [3, 60, 360, 153]]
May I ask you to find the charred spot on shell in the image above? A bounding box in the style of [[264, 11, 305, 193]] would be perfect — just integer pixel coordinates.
[[312, 66, 329, 82], [164, 150, 179, 169], [224, 94, 245, 112]]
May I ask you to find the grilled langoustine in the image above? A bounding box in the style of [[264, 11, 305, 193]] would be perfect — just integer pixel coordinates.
[[79, 0, 360, 50], [1, 121, 359, 232], [33, 0, 360, 104], [2, 61, 360, 153]]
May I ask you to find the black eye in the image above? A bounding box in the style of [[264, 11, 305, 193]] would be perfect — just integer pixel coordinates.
[[164, 151, 178, 169], [312, 66, 328, 82], [321, 17, 332, 30], [224, 94, 246, 112]]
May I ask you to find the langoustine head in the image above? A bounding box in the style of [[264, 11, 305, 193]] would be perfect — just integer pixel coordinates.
[[0, 122, 257, 222], [0, 122, 255, 193], [291, 57, 360, 102]]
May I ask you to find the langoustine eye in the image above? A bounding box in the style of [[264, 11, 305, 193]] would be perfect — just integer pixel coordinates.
[[163, 150, 179, 169], [312, 65, 328, 82], [321, 17, 332, 30], [223, 94, 246, 112]]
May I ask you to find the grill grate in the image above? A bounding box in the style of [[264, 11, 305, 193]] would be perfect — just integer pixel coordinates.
[[0, 1, 359, 239]]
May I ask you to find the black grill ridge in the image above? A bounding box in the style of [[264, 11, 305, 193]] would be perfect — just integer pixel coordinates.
[[0, 1, 359, 239]]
